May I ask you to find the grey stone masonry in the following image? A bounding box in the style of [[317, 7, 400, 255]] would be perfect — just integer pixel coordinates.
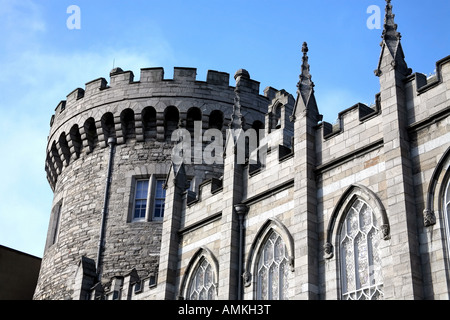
[[35, 0, 450, 300]]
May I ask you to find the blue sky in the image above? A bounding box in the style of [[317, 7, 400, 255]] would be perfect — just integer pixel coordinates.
[[0, 0, 448, 258]]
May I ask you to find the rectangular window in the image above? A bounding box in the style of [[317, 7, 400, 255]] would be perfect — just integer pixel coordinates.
[[153, 180, 166, 220], [134, 180, 149, 221], [186, 179, 192, 191], [131, 177, 166, 222]]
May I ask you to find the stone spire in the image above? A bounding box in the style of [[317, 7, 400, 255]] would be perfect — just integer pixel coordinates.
[[229, 69, 248, 130], [297, 42, 315, 101], [292, 42, 320, 121], [375, 0, 411, 77], [382, 0, 402, 57], [224, 69, 247, 153]]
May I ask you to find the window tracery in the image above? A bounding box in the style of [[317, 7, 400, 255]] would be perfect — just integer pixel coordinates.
[[339, 199, 383, 300], [187, 258, 217, 300], [444, 176, 450, 260], [256, 231, 290, 300]]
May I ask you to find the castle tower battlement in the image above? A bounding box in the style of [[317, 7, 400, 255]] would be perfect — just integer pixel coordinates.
[[45, 67, 274, 191]]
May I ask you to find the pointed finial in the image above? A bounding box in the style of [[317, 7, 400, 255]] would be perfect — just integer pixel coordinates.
[[229, 90, 244, 130], [375, 0, 411, 77], [382, 0, 401, 43], [302, 42, 308, 55], [292, 42, 321, 121], [229, 69, 247, 130], [297, 42, 314, 94]]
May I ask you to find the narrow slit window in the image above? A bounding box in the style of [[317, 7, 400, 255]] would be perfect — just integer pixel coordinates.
[[52, 203, 62, 245]]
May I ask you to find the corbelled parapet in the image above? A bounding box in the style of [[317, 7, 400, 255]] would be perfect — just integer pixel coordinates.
[[45, 67, 275, 191], [50, 67, 236, 127]]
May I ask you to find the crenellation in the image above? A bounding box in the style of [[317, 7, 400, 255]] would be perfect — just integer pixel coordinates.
[[320, 121, 339, 140], [48, 68, 248, 138], [263, 86, 278, 100], [140, 67, 164, 82], [85, 77, 108, 95], [321, 100, 380, 140], [414, 56, 450, 95], [55, 100, 66, 115], [206, 70, 230, 86], [45, 70, 270, 191], [173, 67, 197, 82], [358, 102, 378, 120], [66, 88, 85, 104], [404, 56, 450, 126]]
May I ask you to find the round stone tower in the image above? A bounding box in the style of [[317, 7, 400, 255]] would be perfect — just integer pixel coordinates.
[[33, 66, 272, 300]]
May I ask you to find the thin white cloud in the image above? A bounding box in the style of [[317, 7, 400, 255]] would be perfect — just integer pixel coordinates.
[[0, 0, 46, 50], [0, 49, 158, 257], [0, 13, 174, 257]]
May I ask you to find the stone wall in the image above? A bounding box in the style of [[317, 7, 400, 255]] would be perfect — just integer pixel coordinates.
[[35, 2, 450, 299], [34, 67, 272, 300]]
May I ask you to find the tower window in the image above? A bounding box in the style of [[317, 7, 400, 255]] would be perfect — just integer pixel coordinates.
[[45, 200, 63, 249], [153, 180, 166, 220], [52, 202, 62, 245], [132, 177, 166, 222], [134, 180, 149, 221]]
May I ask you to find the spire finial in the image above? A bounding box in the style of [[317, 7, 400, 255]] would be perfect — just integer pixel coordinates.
[[229, 69, 247, 130], [302, 41, 308, 55], [382, 0, 401, 43], [297, 42, 314, 93], [292, 42, 321, 121], [229, 89, 243, 130], [375, 0, 411, 77]]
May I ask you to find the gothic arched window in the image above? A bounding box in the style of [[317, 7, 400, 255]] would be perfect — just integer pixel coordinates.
[[444, 176, 450, 257], [446, 178, 450, 217], [187, 258, 217, 300], [256, 231, 290, 300], [339, 198, 383, 300]]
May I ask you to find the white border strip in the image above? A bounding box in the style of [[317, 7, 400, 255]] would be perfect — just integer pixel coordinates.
[[410, 131, 450, 158], [318, 162, 386, 198]]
